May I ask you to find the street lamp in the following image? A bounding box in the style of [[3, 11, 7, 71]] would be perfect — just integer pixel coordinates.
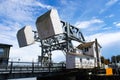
[[115, 56, 117, 68], [115, 55, 118, 74]]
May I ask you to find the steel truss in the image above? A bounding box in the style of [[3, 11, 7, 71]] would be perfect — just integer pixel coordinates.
[[34, 21, 85, 66]]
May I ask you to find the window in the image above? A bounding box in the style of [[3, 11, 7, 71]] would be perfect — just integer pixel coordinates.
[[83, 47, 89, 52], [87, 58, 90, 60], [0, 48, 4, 54]]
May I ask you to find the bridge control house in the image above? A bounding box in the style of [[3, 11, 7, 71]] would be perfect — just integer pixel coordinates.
[[66, 39, 102, 69], [0, 43, 12, 66]]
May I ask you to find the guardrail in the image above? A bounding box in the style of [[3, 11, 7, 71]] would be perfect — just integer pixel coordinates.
[[0, 61, 66, 74]]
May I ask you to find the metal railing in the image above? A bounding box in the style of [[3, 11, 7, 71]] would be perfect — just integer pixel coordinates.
[[0, 61, 66, 74]]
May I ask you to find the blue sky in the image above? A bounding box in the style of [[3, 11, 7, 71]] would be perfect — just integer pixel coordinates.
[[0, 0, 120, 62]]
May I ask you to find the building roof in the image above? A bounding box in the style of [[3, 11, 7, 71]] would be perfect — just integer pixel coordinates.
[[77, 41, 95, 50], [77, 41, 102, 50], [0, 43, 12, 47]]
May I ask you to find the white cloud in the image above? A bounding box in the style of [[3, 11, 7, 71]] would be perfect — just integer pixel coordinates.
[[10, 43, 41, 62], [113, 22, 120, 28], [75, 18, 103, 29], [0, 22, 21, 47], [0, 0, 54, 22], [0, 0, 32, 22], [113, 22, 120, 27], [103, 27, 112, 30], [106, 14, 115, 18], [0, 0, 54, 62], [106, 0, 118, 6], [0, 24, 11, 31], [86, 31, 120, 47], [35, 1, 54, 9], [52, 51, 66, 62], [100, 0, 118, 13], [59, 0, 81, 21], [116, 23, 120, 27]]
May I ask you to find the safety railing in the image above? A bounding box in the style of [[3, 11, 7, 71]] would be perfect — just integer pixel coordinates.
[[0, 61, 66, 74]]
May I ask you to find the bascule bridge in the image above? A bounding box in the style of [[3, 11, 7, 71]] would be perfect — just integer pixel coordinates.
[[0, 9, 103, 80], [17, 9, 86, 67]]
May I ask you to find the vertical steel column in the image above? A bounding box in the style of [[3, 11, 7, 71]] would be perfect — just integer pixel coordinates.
[[41, 40, 43, 67], [10, 61, 13, 74], [32, 61, 34, 73], [66, 22, 70, 53], [48, 52, 52, 72], [95, 39, 100, 68]]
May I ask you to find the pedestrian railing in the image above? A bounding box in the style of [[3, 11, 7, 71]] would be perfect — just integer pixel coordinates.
[[0, 61, 66, 74]]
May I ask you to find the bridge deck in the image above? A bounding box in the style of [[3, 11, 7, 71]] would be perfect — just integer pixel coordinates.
[[0, 62, 120, 80]]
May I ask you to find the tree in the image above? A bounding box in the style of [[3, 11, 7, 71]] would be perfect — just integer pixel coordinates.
[[101, 56, 105, 64], [101, 56, 110, 65], [111, 56, 116, 63], [111, 55, 120, 63], [104, 59, 110, 65], [116, 55, 120, 63]]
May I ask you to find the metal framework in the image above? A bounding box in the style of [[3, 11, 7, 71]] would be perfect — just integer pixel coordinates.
[[34, 21, 85, 66]]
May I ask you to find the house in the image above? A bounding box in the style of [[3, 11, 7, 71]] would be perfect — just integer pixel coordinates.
[[66, 39, 102, 69], [66, 53, 95, 69]]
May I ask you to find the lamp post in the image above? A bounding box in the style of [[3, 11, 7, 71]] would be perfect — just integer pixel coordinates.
[[115, 55, 118, 74], [115, 56, 117, 68]]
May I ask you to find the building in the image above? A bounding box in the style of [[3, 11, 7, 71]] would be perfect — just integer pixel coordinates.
[[66, 39, 102, 69], [0, 43, 12, 66], [66, 53, 95, 69]]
